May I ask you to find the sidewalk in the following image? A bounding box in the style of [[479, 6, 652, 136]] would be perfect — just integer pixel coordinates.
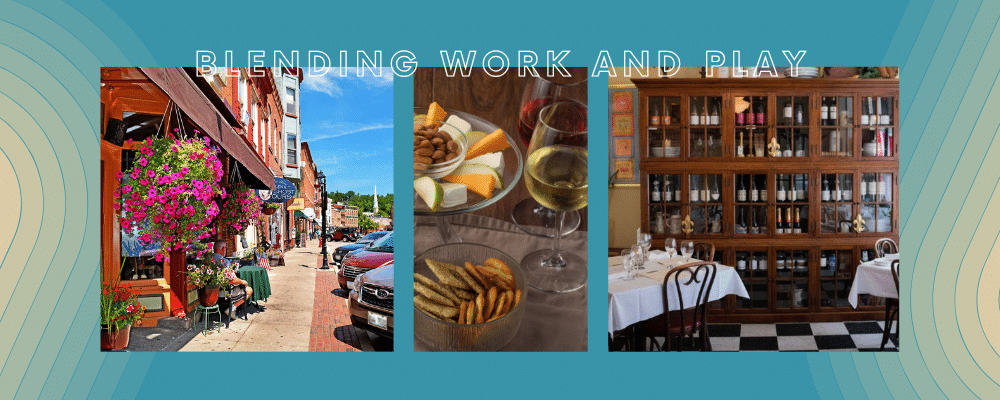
[[178, 241, 319, 351], [310, 241, 392, 351]]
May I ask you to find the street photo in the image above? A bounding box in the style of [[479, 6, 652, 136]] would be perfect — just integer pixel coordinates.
[[99, 67, 393, 352]]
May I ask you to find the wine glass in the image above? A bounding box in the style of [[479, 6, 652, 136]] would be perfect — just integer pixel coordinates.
[[680, 241, 695, 262], [511, 71, 588, 239], [521, 102, 589, 293], [638, 233, 652, 265], [665, 238, 677, 258], [631, 244, 645, 270], [620, 250, 635, 281]]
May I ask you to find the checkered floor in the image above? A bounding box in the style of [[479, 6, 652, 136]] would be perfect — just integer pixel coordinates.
[[643, 321, 898, 352]]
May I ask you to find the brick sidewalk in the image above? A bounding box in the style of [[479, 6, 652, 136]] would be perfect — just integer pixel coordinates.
[[309, 254, 364, 351]]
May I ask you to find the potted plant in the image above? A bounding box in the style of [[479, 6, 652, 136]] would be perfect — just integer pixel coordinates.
[[100, 263, 145, 351], [185, 255, 234, 307], [114, 130, 225, 262], [218, 183, 262, 233], [262, 203, 280, 215]]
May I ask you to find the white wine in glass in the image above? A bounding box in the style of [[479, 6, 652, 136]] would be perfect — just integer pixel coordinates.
[[522, 101, 588, 293]]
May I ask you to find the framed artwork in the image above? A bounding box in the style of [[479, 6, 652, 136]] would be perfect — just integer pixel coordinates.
[[609, 88, 639, 183], [614, 138, 632, 157], [611, 114, 633, 137]]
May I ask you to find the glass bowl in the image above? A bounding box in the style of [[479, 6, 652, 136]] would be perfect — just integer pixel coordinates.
[[413, 117, 468, 179], [414, 243, 526, 351], [413, 107, 523, 216]]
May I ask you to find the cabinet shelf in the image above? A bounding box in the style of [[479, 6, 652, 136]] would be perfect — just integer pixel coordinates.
[[634, 78, 898, 323]]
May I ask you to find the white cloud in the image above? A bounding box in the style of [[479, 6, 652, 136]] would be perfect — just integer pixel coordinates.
[[301, 67, 393, 97], [305, 120, 393, 141]]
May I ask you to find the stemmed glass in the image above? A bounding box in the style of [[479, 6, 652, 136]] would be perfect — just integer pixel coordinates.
[[522, 102, 589, 293], [631, 244, 645, 271], [620, 250, 636, 281], [665, 238, 677, 258], [511, 72, 588, 238], [680, 241, 695, 262], [638, 233, 652, 269]]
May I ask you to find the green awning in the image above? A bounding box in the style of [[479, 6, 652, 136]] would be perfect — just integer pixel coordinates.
[[294, 210, 307, 219]]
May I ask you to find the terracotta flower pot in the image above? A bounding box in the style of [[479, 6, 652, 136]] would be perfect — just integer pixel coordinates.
[[197, 285, 221, 307], [101, 324, 132, 351], [262, 206, 278, 215]]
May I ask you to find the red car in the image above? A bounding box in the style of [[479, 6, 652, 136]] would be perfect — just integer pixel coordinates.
[[338, 231, 393, 291], [349, 261, 393, 338]]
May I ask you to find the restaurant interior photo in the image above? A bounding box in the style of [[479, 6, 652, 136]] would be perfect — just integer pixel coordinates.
[[608, 66, 900, 352]]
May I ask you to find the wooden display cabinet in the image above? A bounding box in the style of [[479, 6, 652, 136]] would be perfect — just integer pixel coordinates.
[[634, 78, 899, 323]]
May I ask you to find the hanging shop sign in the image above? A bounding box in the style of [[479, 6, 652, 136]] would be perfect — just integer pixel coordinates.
[[287, 198, 305, 211], [260, 177, 296, 203]]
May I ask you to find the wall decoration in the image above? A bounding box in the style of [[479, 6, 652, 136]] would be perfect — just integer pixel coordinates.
[[612, 91, 633, 113], [612, 114, 633, 137], [612, 159, 635, 181], [614, 138, 633, 157]]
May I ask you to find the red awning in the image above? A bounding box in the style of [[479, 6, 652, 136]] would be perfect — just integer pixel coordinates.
[[138, 67, 274, 190]]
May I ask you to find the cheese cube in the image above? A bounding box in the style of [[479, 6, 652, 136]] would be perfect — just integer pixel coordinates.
[[440, 115, 472, 140]]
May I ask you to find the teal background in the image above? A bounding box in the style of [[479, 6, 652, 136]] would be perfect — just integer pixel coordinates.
[[1, 0, 997, 398]]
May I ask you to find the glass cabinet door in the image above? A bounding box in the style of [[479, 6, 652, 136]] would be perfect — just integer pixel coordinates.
[[820, 95, 854, 157], [775, 249, 810, 310], [774, 173, 809, 236], [775, 95, 810, 158], [687, 174, 723, 235], [647, 173, 683, 236], [647, 96, 681, 159], [859, 172, 894, 234], [688, 96, 723, 158], [734, 249, 769, 310], [734, 96, 768, 157], [734, 173, 767, 236], [859, 95, 896, 159], [820, 173, 855, 235], [819, 248, 855, 308]]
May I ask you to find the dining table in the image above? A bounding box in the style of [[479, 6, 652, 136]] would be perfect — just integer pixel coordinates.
[[848, 254, 899, 308], [237, 264, 272, 304], [608, 251, 749, 335]]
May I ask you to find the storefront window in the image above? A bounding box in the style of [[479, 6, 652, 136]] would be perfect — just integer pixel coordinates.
[[119, 150, 164, 281]]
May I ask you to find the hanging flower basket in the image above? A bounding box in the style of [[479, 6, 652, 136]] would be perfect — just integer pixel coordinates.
[[219, 183, 262, 232], [114, 130, 225, 261], [262, 203, 280, 215]]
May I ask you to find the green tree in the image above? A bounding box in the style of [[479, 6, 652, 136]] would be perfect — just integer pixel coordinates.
[[359, 212, 378, 231]]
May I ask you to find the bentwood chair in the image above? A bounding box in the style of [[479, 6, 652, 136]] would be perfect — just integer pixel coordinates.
[[875, 238, 898, 258], [692, 242, 716, 263], [881, 260, 900, 350], [639, 261, 718, 351]]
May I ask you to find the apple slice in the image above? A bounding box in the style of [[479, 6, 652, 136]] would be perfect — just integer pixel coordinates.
[[414, 176, 443, 211], [450, 163, 503, 189]]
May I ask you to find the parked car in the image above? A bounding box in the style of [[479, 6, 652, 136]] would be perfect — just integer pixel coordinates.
[[338, 231, 393, 291], [349, 261, 393, 338], [328, 227, 358, 242], [332, 231, 389, 265]]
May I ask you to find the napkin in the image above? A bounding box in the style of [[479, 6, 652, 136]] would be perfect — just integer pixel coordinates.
[[609, 271, 628, 281], [649, 250, 674, 262]]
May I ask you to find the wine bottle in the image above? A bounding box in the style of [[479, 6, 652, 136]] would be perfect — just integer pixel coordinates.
[[820, 98, 829, 125], [710, 103, 720, 125], [756, 103, 765, 125], [880, 98, 891, 125], [750, 207, 759, 234], [868, 176, 878, 202], [751, 176, 759, 202], [663, 102, 672, 125], [700, 104, 708, 125], [822, 177, 831, 201], [776, 207, 785, 234], [793, 207, 802, 234], [736, 207, 747, 234], [789, 179, 797, 202], [737, 131, 745, 157], [664, 178, 673, 202], [783, 102, 793, 125], [860, 175, 868, 201], [736, 106, 745, 125], [835, 177, 842, 202], [760, 179, 767, 202], [690, 104, 699, 125], [829, 98, 838, 126], [737, 176, 747, 202], [795, 103, 804, 125], [878, 175, 887, 203], [860, 97, 870, 125], [651, 104, 660, 126], [868, 97, 876, 126], [746, 103, 755, 126], [785, 207, 793, 233], [651, 178, 661, 202]]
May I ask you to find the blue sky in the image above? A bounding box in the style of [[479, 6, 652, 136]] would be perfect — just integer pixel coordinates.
[[300, 67, 393, 195]]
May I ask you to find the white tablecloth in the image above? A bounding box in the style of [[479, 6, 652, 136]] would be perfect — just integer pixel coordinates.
[[608, 254, 749, 333], [848, 255, 900, 308]]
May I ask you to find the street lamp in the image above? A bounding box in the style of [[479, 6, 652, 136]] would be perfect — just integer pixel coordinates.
[[317, 171, 329, 269]]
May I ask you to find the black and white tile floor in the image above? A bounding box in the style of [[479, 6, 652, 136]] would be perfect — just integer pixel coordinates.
[[644, 321, 898, 352]]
